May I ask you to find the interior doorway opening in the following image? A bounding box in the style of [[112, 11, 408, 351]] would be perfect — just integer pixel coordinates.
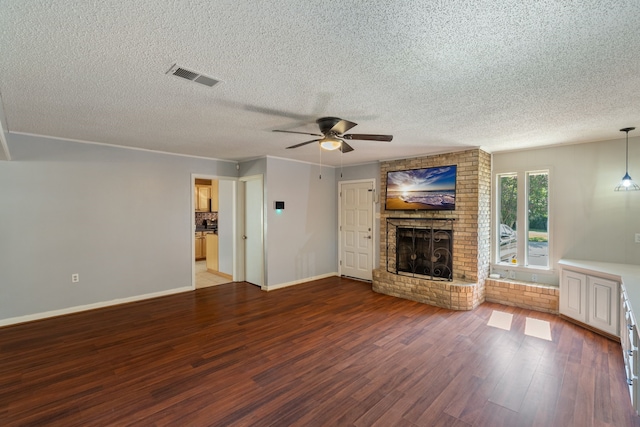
[[191, 175, 236, 289]]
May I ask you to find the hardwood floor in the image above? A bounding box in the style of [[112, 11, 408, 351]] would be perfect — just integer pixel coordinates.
[[1, 277, 638, 426]]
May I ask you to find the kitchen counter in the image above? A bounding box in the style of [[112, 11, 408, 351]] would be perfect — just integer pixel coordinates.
[[195, 228, 217, 233], [559, 259, 640, 324]]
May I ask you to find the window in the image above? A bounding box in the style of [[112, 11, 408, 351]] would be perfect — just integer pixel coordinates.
[[496, 170, 549, 268], [526, 171, 548, 268], [497, 174, 517, 264]]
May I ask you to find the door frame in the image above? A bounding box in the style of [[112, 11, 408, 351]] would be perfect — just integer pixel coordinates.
[[191, 174, 238, 289], [338, 178, 377, 280]]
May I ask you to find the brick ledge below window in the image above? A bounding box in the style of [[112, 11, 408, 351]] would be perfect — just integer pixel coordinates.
[[485, 278, 558, 314]]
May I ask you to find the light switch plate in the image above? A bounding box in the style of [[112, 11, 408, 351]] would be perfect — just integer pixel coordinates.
[[635, 233, 640, 243]]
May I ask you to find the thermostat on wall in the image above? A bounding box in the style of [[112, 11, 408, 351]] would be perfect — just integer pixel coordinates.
[[274, 201, 285, 210]]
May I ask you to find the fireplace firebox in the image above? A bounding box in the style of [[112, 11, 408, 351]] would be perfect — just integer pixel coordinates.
[[386, 218, 454, 281]]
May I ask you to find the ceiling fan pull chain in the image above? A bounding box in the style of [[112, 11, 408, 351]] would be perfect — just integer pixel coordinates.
[[319, 143, 322, 179]]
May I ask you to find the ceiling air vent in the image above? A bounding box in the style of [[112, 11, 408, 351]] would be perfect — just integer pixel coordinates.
[[166, 64, 221, 88]]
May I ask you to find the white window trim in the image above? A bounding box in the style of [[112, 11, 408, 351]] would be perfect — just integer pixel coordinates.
[[492, 168, 552, 273]]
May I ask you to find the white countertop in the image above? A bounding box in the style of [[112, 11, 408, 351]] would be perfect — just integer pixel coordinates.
[[559, 259, 640, 324]]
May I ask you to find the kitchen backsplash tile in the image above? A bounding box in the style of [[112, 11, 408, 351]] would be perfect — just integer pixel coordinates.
[[195, 211, 217, 226]]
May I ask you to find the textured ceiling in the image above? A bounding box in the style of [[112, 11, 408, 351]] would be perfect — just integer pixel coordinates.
[[1, 0, 640, 166]]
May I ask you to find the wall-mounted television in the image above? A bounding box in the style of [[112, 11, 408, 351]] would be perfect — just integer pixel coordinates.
[[385, 165, 457, 210]]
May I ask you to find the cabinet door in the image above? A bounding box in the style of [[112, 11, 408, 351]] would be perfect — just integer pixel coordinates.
[[205, 233, 218, 271], [621, 289, 631, 362], [588, 276, 619, 337], [195, 234, 204, 259], [560, 270, 587, 323], [196, 186, 211, 212], [210, 180, 219, 212]]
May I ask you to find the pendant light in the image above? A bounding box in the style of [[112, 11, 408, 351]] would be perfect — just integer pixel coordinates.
[[615, 127, 639, 191]]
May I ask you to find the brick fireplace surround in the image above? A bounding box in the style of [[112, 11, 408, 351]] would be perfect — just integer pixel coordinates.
[[373, 149, 491, 310]]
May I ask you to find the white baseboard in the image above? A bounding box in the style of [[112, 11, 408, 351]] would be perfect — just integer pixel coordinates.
[[0, 286, 193, 327], [262, 272, 339, 291]]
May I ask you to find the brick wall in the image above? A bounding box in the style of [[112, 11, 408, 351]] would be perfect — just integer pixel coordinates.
[[373, 149, 491, 310], [485, 279, 559, 313]]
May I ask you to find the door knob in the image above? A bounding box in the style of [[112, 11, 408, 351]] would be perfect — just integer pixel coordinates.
[[242, 235, 247, 240]]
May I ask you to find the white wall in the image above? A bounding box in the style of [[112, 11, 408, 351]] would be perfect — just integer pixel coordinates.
[[493, 136, 640, 281], [265, 157, 338, 287], [0, 133, 237, 324]]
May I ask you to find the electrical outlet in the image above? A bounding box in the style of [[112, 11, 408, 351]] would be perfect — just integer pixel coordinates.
[[72, 273, 79, 283], [531, 274, 538, 282], [509, 270, 516, 279], [635, 233, 640, 243]]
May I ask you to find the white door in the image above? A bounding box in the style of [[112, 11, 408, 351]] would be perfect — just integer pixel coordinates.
[[340, 180, 374, 281], [243, 176, 264, 287]]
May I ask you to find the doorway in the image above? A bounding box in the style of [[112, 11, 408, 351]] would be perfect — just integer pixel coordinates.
[[339, 179, 375, 281], [192, 175, 235, 289]]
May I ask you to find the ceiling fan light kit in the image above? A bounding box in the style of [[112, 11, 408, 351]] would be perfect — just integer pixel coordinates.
[[319, 136, 342, 151], [615, 127, 639, 191], [273, 117, 393, 153]]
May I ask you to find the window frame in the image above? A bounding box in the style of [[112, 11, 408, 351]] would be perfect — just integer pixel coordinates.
[[493, 169, 551, 271], [496, 173, 518, 265], [524, 170, 549, 269]]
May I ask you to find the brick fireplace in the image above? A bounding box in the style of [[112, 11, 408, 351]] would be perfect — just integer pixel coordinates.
[[373, 149, 491, 310]]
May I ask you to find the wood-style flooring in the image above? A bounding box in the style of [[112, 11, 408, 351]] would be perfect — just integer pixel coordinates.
[[1, 277, 639, 426]]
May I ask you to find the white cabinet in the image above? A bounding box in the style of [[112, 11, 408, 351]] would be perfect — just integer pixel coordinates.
[[559, 260, 640, 416], [621, 284, 640, 413], [588, 275, 618, 336], [559, 267, 619, 337], [559, 270, 587, 323]]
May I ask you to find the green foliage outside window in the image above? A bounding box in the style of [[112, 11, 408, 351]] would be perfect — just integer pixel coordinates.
[[499, 175, 517, 230], [527, 173, 548, 232]]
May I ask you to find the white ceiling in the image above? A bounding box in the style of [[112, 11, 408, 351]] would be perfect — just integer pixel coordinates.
[[1, 0, 640, 166]]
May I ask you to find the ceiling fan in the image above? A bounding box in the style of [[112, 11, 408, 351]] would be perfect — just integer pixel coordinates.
[[273, 117, 393, 153]]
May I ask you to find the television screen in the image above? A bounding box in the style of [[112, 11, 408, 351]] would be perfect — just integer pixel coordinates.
[[385, 165, 457, 210]]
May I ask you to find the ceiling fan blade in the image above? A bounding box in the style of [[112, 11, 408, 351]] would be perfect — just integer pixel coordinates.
[[330, 119, 358, 135], [342, 133, 393, 142], [340, 141, 354, 153], [286, 139, 320, 149], [274, 129, 322, 137], [245, 105, 314, 121]]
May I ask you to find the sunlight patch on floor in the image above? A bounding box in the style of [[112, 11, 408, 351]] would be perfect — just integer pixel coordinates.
[[487, 310, 513, 331], [525, 317, 552, 341]]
